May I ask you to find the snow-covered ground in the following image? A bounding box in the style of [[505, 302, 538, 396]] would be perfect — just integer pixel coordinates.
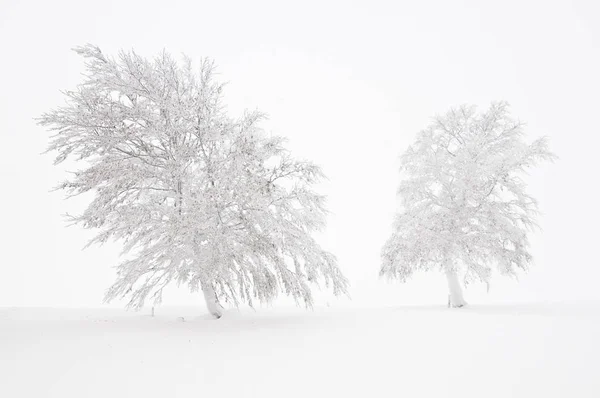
[[2, 302, 599, 397]]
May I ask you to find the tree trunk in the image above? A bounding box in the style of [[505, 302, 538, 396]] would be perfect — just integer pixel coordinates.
[[445, 268, 467, 308], [202, 283, 224, 319]]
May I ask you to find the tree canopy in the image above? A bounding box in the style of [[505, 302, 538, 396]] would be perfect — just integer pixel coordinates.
[[39, 45, 348, 312], [381, 102, 556, 301]]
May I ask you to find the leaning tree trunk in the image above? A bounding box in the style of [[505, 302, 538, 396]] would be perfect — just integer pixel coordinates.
[[202, 283, 224, 319], [445, 268, 467, 308]]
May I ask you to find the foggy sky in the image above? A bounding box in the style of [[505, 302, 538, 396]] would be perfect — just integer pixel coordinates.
[[1, 0, 598, 308]]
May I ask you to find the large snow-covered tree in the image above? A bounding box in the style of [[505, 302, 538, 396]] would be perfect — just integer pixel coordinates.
[[39, 45, 348, 318], [380, 102, 556, 307]]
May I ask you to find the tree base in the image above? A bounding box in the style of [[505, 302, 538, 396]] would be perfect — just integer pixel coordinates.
[[202, 283, 224, 319], [447, 294, 467, 308], [445, 269, 467, 308]]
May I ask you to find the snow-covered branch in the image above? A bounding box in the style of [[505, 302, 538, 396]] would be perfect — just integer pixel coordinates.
[[40, 46, 348, 316], [381, 102, 556, 306]]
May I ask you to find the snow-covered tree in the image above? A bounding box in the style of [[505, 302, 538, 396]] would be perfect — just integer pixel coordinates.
[[39, 45, 348, 318], [380, 102, 556, 307]]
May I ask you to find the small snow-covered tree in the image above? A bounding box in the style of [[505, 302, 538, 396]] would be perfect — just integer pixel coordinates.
[[380, 102, 556, 307], [39, 45, 348, 318]]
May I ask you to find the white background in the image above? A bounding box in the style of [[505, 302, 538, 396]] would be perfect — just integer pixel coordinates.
[[1, 0, 598, 308]]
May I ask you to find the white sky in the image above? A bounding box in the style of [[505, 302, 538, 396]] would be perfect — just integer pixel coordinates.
[[1, 0, 599, 308]]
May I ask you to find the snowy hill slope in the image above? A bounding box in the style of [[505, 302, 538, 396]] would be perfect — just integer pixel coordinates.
[[2, 303, 599, 397]]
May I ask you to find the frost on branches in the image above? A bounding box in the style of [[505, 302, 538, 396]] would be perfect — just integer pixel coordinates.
[[39, 45, 348, 318], [380, 102, 556, 307]]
